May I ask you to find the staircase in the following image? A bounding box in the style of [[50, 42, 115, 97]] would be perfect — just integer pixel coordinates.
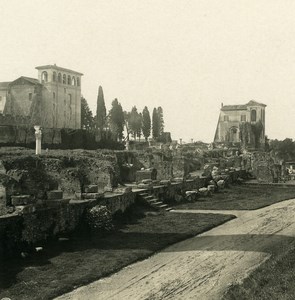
[[138, 192, 173, 212]]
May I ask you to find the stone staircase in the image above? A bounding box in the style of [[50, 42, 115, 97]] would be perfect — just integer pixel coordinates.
[[138, 192, 173, 212]]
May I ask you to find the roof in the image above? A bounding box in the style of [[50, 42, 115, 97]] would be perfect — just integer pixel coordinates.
[[0, 82, 11, 89], [10, 76, 41, 86], [221, 105, 247, 111], [221, 100, 266, 111], [35, 64, 83, 76]]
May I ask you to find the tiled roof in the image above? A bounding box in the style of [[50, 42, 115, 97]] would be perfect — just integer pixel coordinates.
[[221, 105, 247, 111], [35, 65, 83, 75], [221, 100, 266, 111], [0, 82, 11, 89]]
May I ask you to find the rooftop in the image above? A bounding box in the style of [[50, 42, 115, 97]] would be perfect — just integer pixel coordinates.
[[35, 64, 83, 76], [221, 100, 266, 111]]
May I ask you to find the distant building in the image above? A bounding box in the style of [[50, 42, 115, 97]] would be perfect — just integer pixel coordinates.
[[0, 65, 83, 129], [214, 100, 266, 148]]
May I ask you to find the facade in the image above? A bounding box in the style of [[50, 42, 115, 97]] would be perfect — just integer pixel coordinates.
[[214, 100, 266, 147], [0, 65, 83, 129]]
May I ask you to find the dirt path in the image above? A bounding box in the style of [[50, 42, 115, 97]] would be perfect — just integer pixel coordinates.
[[56, 199, 295, 300]]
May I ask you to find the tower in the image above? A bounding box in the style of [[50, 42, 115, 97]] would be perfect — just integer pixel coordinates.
[[35, 65, 83, 129]]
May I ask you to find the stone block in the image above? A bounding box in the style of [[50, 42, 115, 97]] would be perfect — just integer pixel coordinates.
[[113, 186, 132, 194], [142, 179, 153, 184], [207, 185, 215, 192], [82, 192, 103, 199], [137, 183, 153, 190], [136, 169, 157, 182], [217, 180, 225, 189], [15, 204, 36, 215], [159, 179, 171, 186], [85, 185, 98, 193], [11, 195, 33, 206], [47, 190, 63, 200], [185, 190, 198, 201], [172, 177, 184, 182], [199, 187, 209, 197]]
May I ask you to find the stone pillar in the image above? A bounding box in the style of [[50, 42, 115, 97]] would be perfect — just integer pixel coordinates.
[[34, 126, 42, 155]]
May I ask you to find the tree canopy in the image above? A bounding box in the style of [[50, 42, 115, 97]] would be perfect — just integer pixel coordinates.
[[81, 96, 94, 130], [109, 98, 124, 141], [142, 106, 151, 141], [96, 86, 106, 137]]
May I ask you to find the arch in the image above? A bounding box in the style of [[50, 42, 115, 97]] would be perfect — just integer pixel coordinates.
[[229, 126, 239, 143], [77, 77, 80, 87], [41, 71, 48, 82], [251, 109, 257, 122], [52, 71, 56, 82], [58, 73, 62, 83], [62, 74, 66, 84], [72, 76, 76, 86], [67, 75, 71, 85]]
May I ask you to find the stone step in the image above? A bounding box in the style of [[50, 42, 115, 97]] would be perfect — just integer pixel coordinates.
[[47, 190, 63, 200], [166, 207, 173, 211], [143, 195, 153, 200], [139, 193, 149, 197], [151, 201, 163, 206], [157, 204, 168, 209], [147, 199, 159, 204]]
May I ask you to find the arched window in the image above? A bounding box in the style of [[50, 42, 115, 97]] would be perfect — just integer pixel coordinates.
[[77, 77, 80, 87], [251, 109, 257, 122], [67, 75, 71, 85], [41, 71, 48, 82], [72, 76, 76, 86], [52, 72, 56, 82], [58, 73, 62, 83], [62, 74, 66, 84]]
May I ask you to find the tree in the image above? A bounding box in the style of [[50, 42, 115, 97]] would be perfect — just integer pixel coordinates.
[[142, 106, 151, 141], [124, 111, 131, 141], [129, 106, 142, 140], [96, 86, 107, 138], [109, 98, 124, 141], [152, 107, 159, 139], [81, 97, 94, 131], [157, 106, 164, 136]]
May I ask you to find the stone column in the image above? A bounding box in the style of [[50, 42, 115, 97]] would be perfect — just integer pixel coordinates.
[[34, 126, 42, 155]]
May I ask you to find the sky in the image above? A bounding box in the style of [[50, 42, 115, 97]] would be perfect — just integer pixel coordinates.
[[0, 0, 295, 142]]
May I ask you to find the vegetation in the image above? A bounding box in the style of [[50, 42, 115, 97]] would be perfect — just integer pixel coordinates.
[[95, 86, 107, 139], [174, 184, 295, 210], [223, 242, 295, 300], [0, 205, 234, 300], [142, 106, 151, 141], [270, 138, 295, 161], [128, 106, 142, 140], [81, 97, 94, 131], [109, 98, 125, 141]]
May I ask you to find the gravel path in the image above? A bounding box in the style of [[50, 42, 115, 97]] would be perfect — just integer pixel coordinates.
[[55, 199, 295, 300]]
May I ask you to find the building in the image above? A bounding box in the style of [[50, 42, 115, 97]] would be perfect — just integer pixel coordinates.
[[214, 100, 266, 148], [0, 65, 83, 129]]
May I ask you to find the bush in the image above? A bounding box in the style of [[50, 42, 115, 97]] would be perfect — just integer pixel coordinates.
[[86, 205, 114, 232]]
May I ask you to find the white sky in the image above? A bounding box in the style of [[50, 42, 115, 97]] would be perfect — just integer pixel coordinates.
[[0, 0, 295, 142]]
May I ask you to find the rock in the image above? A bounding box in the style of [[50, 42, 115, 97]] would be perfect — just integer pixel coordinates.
[[217, 180, 225, 189], [199, 187, 209, 196], [35, 247, 43, 252], [15, 204, 36, 214], [185, 190, 198, 201], [142, 179, 153, 184], [207, 185, 215, 192], [137, 183, 153, 190], [112, 186, 132, 194], [85, 185, 98, 193], [11, 195, 33, 206]]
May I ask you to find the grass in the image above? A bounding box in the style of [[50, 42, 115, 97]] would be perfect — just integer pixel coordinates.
[[0, 204, 234, 300], [173, 184, 295, 210], [223, 241, 295, 300]]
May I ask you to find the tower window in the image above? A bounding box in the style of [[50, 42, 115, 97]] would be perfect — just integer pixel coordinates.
[[77, 77, 80, 87], [68, 94, 72, 105], [58, 73, 62, 83], [251, 109, 257, 122], [63, 74, 66, 84], [53, 92, 56, 100], [67, 75, 71, 85], [29, 93, 32, 101], [41, 71, 48, 82], [53, 72, 56, 82], [72, 76, 76, 86]]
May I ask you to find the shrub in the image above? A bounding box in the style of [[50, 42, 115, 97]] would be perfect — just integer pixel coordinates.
[[86, 205, 114, 232]]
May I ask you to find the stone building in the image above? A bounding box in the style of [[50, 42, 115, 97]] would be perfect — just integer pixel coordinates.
[[0, 65, 83, 129], [214, 100, 266, 148]]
